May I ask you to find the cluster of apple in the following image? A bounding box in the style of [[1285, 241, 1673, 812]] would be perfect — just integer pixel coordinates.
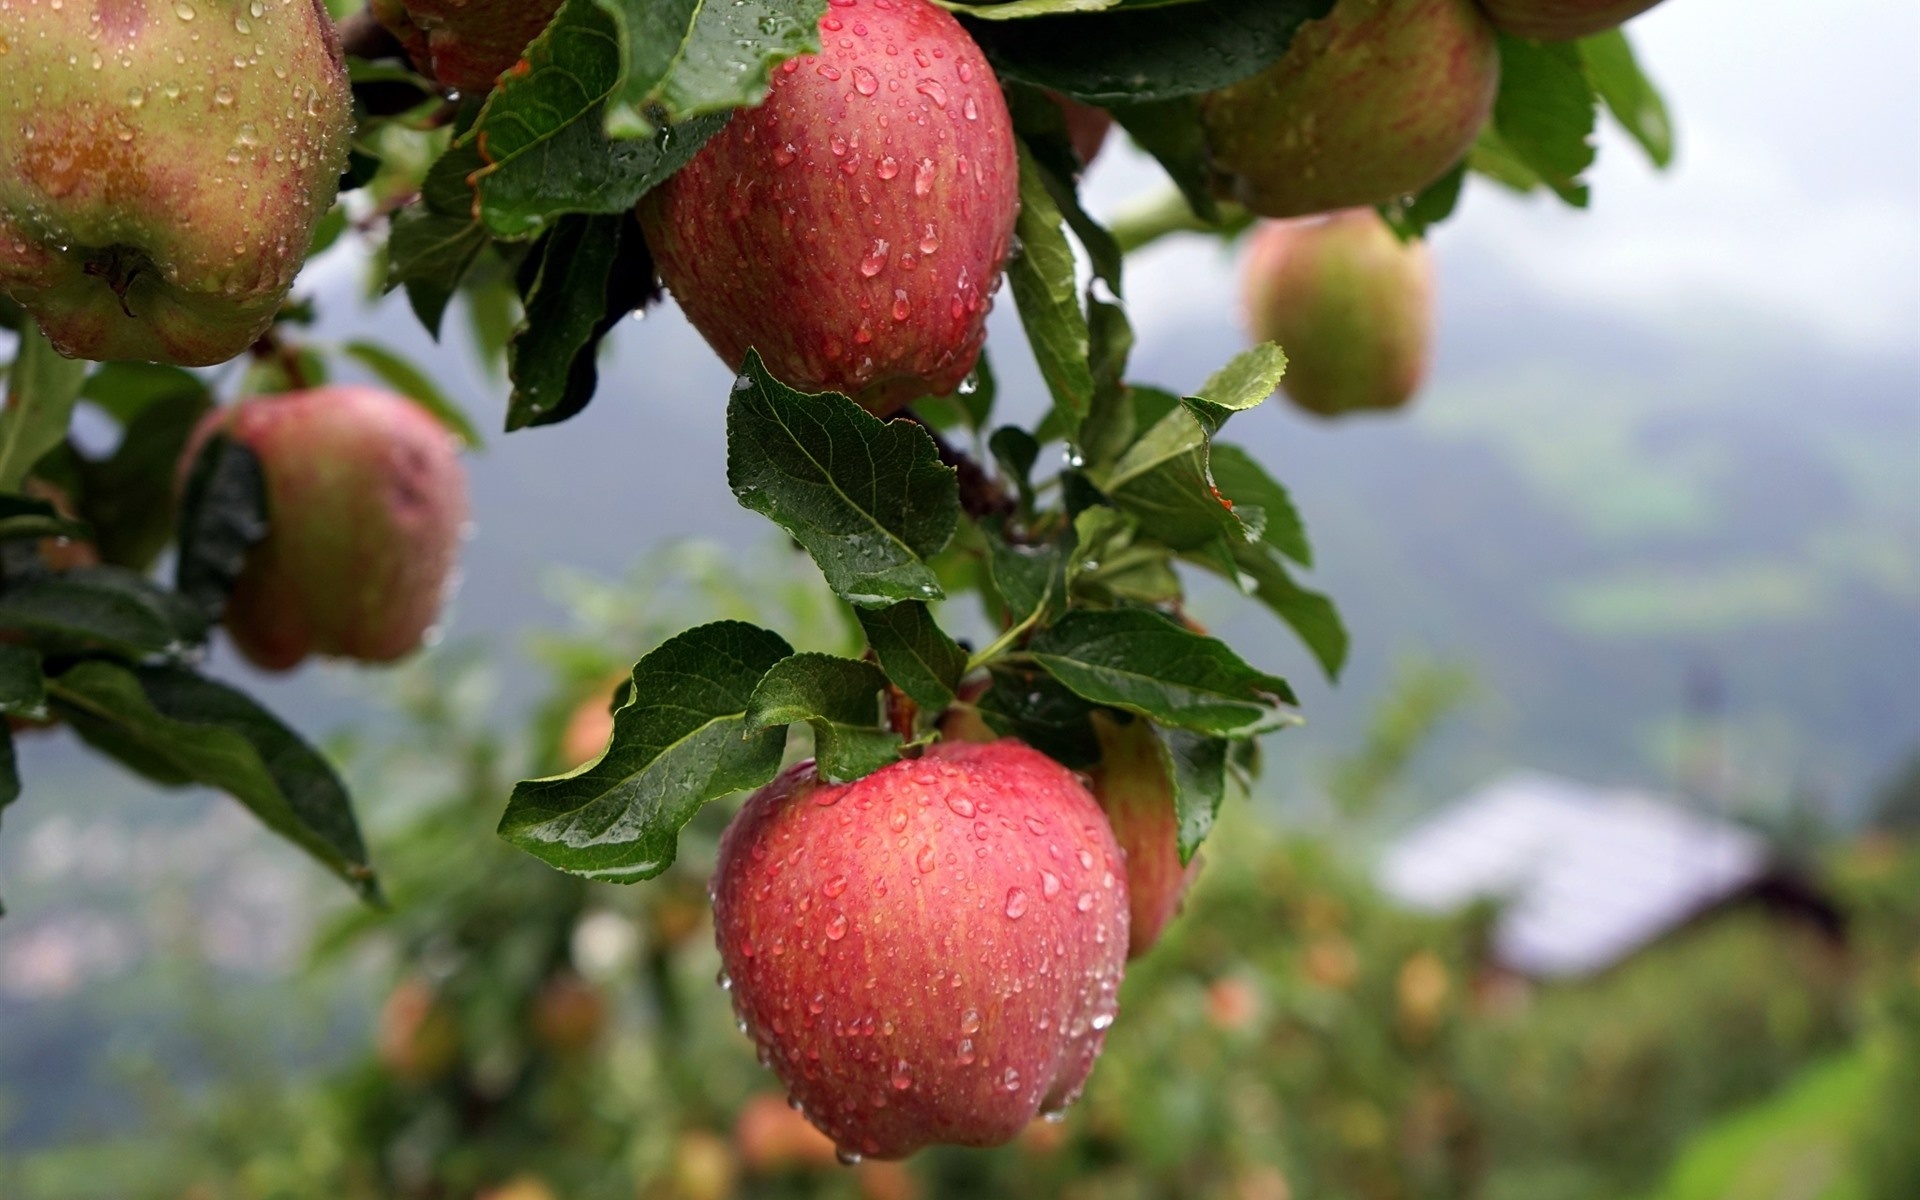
[[0, 0, 1667, 1167]]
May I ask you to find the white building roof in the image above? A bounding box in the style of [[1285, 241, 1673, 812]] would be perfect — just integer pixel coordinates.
[[1377, 771, 1772, 979]]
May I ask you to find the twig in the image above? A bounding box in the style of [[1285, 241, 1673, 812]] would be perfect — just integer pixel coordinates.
[[901, 412, 1015, 522]]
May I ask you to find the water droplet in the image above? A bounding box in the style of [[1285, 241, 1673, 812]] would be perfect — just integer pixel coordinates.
[[836, 1148, 864, 1166], [889, 808, 908, 832], [773, 141, 796, 167], [919, 223, 940, 254], [1004, 888, 1029, 919], [890, 1060, 914, 1090], [809, 992, 826, 1014], [915, 79, 947, 108], [173, 1, 194, 19], [915, 844, 937, 874], [1002, 1066, 1021, 1092], [1076, 892, 1095, 912], [876, 154, 898, 180], [956, 1037, 976, 1064], [1077, 849, 1094, 869], [825, 912, 849, 941], [213, 85, 234, 106], [823, 874, 848, 898], [715, 970, 733, 991], [817, 64, 842, 81], [958, 59, 974, 84], [1091, 1012, 1114, 1031], [945, 794, 974, 818], [1025, 816, 1048, 835], [852, 66, 878, 95], [961, 1009, 981, 1034], [963, 96, 978, 120], [1041, 870, 1061, 898]]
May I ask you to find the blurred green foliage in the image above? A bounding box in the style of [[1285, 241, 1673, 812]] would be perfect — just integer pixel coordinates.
[[2, 544, 1911, 1200]]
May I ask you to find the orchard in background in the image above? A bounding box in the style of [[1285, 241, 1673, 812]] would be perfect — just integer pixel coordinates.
[[0, 0, 1677, 1168]]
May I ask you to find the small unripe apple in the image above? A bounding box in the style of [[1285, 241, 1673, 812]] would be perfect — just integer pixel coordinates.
[[559, 671, 627, 767], [1201, 0, 1498, 218], [1054, 95, 1113, 170], [376, 974, 460, 1083], [1478, 0, 1665, 40], [184, 385, 469, 670], [639, 0, 1018, 414], [1241, 210, 1435, 417], [735, 1092, 841, 1172], [369, 0, 561, 94], [1087, 712, 1199, 959], [531, 970, 608, 1055], [711, 740, 1129, 1160], [0, 0, 351, 366]]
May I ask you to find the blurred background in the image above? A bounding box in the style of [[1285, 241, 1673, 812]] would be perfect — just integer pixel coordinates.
[[2, 0, 1916, 1196]]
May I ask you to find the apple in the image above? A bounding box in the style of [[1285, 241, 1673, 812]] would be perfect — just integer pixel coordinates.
[[639, 0, 1018, 414], [376, 974, 460, 1083], [1478, 0, 1666, 40], [183, 385, 470, 670], [1201, 0, 1498, 218], [1055, 95, 1113, 170], [1087, 712, 1200, 959], [1241, 210, 1435, 417], [530, 970, 607, 1055], [369, 0, 561, 95], [559, 671, 627, 767], [0, 0, 352, 366], [710, 740, 1129, 1160]]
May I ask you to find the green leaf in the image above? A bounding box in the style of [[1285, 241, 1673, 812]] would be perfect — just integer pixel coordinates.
[[976, 661, 1099, 768], [1380, 160, 1466, 240], [341, 341, 485, 448], [1099, 402, 1263, 553], [1067, 505, 1180, 606], [69, 364, 212, 570], [1029, 608, 1296, 737], [1218, 539, 1349, 681], [0, 568, 208, 658], [1582, 29, 1673, 167], [506, 213, 657, 430], [49, 661, 377, 899], [963, 0, 1334, 105], [0, 724, 18, 827], [983, 518, 1065, 627], [387, 142, 492, 336], [1493, 34, 1597, 206], [727, 351, 959, 608], [173, 434, 268, 625], [598, 0, 825, 139], [988, 425, 1040, 515], [462, 0, 730, 239], [1110, 97, 1218, 223], [1207, 443, 1310, 567], [0, 644, 46, 717], [1194, 343, 1286, 415], [855, 602, 966, 712], [940, 0, 1122, 18], [499, 621, 793, 881], [1007, 142, 1094, 436], [0, 325, 88, 491], [746, 653, 900, 783], [1154, 723, 1228, 864], [0, 493, 90, 544], [1005, 84, 1123, 293]]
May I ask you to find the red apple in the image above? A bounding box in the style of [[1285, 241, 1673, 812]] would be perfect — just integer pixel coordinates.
[[376, 974, 461, 1083], [1241, 210, 1435, 417], [1478, 0, 1666, 40], [184, 386, 469, 670], [639, 0, 1018, 414], [1054, 95, 1113, 170], [369, 0, 561, 95], [0, 0, 351, 366], [1087, 712, 1199, 959], [1201, 0, 1498, 218], [531, 970, 607, 1055], [710, 740, 1129, 1160]]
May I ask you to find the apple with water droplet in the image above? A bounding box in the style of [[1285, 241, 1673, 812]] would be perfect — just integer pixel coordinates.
[[182, 385, 470, 670], [639, 0, 1018, 414], [1242, 209, 1434, 416], [710, 740, 1129, 1160], [0, 0, 351, 366], [368, 0, 561, 95], [1201, 0, 1498, 218], [1478, 0, 1666, 40]]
